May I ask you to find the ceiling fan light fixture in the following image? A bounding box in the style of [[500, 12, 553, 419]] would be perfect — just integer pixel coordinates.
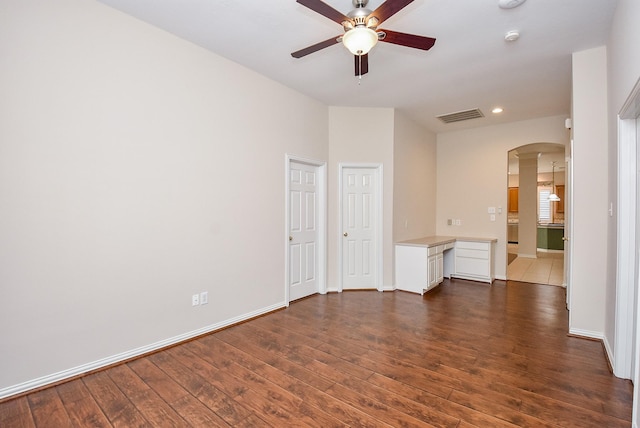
[[504, 30, 520, 42], [342, 26, 378, 55], [498, 0, 527, 9]]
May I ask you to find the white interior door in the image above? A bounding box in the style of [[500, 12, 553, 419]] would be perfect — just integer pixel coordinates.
[[289, 161, 319, 301], [341, 166, 379, 290]]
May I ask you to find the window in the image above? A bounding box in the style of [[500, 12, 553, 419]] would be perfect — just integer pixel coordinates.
[[538, 187, 551, 222]]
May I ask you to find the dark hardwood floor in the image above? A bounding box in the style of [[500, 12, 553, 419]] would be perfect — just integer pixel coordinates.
[[0, 279, 633, 427]]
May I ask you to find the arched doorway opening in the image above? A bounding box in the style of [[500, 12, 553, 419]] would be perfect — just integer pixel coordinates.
[[506, 143, 567, 286]]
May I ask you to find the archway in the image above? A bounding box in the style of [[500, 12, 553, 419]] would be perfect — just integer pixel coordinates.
[[506, 143, 567, 285]]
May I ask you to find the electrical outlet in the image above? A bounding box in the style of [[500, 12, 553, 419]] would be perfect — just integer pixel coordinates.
[[200, 291, 208, 305], [455, 219, 461, 226], [192, 294, 199, 306]]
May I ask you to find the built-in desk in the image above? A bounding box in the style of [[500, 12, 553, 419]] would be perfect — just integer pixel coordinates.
[[395, 236, 497, 294]]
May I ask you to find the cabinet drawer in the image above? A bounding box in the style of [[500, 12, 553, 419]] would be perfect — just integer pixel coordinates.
[[456, 257, 490, 277], [443, 241, 455, 251], [456, 248, 488, 260], [456, 240, 489, 251]]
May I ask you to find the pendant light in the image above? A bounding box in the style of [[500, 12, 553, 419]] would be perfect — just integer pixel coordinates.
[[548, 162, 561, 202]]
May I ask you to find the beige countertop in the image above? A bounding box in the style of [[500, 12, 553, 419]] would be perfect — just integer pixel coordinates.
[[396, 236, 497, 248]]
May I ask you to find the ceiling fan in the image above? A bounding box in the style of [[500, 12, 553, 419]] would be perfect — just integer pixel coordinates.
[[291, 0, 436, 76]]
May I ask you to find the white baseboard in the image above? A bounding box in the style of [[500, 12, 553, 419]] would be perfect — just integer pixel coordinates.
[[0, 301, 286, 401], [518, 253, 537, 258], [602, 335, 615, 374], [569, 327, 604, 341]]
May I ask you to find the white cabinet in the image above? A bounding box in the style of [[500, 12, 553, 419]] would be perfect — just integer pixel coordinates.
[[396, 245, 429, 294], [395, 238, 455, 294], [436, 252, 444, 284], [452, 240, 495, 283], [428, 245, 447, 289], [395, 237, 496, 294], [427, 251, 437, 289]]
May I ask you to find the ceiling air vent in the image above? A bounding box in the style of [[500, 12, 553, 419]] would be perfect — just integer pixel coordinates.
[[436, 108, 484, 124]]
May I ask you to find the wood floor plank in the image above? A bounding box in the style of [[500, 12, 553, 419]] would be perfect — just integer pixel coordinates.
[[154, 348, 254, 425], [27, 387, 71, 427], [515, 386, 631, 428], [82, 371, 150, 427], [365, 372, 520, 428], [127, 358, 189, 405], [128, 357, 230, 427], [324, 382, 439, 428], [0, 396, 35, 428], [208, 329, 335, 391], [217, 336, 394, 427], [446, 389, 557, 427], [107, 364, 187, 426], [56, 379, 111, 427], [0, 279, 633, 427]]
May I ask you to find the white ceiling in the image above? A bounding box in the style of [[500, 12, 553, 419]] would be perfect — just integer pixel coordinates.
[[96, 0, 617, 134]]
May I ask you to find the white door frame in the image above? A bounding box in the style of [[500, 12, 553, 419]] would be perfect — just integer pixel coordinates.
[[615, 77, 640, 383], [338, 163, 383, 292], [564, 152, 573, 308], [616, 77, 640, 427], [285, 155, 327, 306]]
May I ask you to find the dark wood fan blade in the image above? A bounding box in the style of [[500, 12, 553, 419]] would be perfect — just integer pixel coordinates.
[[379, 29, 436, 50], [354, 54, 369, 76], [291, 36, 340, 58], [369, 0, 414, 25], [296, 0, 350, 25]]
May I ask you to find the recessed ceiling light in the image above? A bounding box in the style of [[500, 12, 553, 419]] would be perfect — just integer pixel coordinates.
[[492, 107, 504, 114], [498, 0, 527, 9], [504, 30, 520, 42]]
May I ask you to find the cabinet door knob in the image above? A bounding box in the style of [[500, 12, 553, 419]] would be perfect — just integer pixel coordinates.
[[289, 236, 293, 241], [343, 232, 348, 237]]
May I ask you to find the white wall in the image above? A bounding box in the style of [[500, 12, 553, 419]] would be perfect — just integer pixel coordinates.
[[392, 112, 437, 244], [0, 0, 328, 396], [570, 47, 609, 338], [327, 107, 395, 291], [435, 116, 570, 279]]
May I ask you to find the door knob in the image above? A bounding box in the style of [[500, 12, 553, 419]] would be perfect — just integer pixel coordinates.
[[289, 236, 293, 241], [343, 232, 348, 237]]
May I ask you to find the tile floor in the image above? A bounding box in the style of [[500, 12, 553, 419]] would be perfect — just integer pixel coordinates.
[[507, 243, 565, 286]]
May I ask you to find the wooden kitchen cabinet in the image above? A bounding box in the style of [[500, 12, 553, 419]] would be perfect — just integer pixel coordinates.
[[555, 185, 565, 213], [508, 187, 519, 212]]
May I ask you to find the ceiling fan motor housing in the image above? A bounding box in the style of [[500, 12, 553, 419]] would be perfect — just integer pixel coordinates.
[[347, 6, 373, 23]]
